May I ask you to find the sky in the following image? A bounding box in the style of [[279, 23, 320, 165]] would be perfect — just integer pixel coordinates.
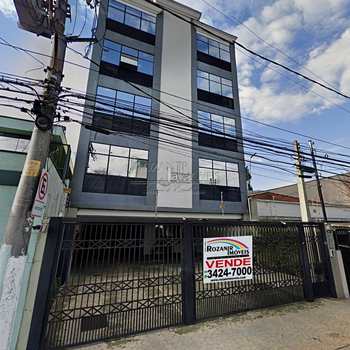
[[1, 0, 350, 190]]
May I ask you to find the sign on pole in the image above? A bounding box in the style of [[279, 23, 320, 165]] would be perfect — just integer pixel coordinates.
[[31, 169, 49, 227], [203, 236, 253, 284]]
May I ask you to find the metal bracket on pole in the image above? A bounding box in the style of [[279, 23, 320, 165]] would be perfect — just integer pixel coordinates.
[[294, 140, 312, 222], [66, 36, 98, 43]]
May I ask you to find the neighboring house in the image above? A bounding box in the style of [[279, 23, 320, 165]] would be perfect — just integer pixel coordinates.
[[249, 174, 350, 221], [0, 115, 72, 242], [70, 0, 247, 220]]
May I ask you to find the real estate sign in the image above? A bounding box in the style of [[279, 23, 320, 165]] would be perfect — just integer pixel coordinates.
[[203, 236, 253, 284]]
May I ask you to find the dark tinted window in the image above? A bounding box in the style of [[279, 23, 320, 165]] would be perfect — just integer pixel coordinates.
[[102, 39, 154, 75], [196, 33, 231, 62], [197, 70, 233, 98], [108, 0, 156, 34], [83, 142, 148, 196]]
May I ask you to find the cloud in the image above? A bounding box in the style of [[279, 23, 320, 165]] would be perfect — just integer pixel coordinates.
[[218, 0, 350, 122], [2, 0, 350, 128], [239, 82, 322, 122], [0, 0, 16, 16], [238, 25, 350, 122], [306, 29, 350, 94]]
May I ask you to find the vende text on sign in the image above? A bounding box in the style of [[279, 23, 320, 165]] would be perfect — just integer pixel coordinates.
[[203, 236, 253, 284]]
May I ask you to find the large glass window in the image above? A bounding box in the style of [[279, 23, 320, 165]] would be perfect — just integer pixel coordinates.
[[199, 159, 239, 187], [108, 0, 156, 34], [95, 85, 152, 119], [198, 111, 236, 138], [196, 33, 231, 62], [0, 135, 30, 152], [87, 143, 148, 179], [102, 39, 154, 75], [197, 70, 233, 98]]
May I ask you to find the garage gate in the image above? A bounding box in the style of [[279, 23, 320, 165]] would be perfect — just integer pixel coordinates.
[[28, 219, 335, 349]]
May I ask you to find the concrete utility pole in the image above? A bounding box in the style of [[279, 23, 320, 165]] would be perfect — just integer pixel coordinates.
[[294, 140, 311, 222], [309, 140, 328, 222], [0, 2, 69, 349], [4, 0, 68, 256]]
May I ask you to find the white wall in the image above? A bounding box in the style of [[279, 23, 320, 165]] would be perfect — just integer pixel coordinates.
[[45, 160, 68, 218], [156, 11, 193, 209], [254, 199, 350, 221], [0, 186, 17, 243]]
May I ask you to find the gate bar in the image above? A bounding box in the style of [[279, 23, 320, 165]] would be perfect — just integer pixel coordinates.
[[182, 221, 196, 324], [297, 224, 315, 302]]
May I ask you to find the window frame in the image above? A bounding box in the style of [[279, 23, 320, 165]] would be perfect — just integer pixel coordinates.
[[196, 33, 231, 62], [198, 158, 240, 187], [0, 134, 30, 153], [102, 39, 154, 76], [198, 110, 236, 138], [107, 0, 156, 34], [86, 142, 149, 180], [95, 85, 152, 120], [197, 70, 233, 98]]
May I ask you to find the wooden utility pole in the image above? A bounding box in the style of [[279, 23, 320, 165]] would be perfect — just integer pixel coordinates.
[[294, 140, 311, 222], [309, 140, 328, 221]]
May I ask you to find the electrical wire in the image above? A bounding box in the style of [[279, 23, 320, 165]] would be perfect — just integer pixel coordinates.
[[56, 97, 350, 179], [144, 0, 350, 100], [56, 86, 350, 168], [3, 37, 350, 157], [61, 43, 350, 152], [198, 0, 344, 94], [2, 31, 350, 155], [0, 36, 46, 69]]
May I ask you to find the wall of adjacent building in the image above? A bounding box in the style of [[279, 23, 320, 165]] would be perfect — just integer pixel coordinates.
[[0, 159, 68, 243], [268, 177, 350, 207], [250, 198, 350, 222]]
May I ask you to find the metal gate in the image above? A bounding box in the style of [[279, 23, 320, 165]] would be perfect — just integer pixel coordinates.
[[193, 222, 304, 320], [32, 220, 335, 349]]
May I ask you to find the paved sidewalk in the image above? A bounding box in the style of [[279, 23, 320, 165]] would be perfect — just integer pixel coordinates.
[[76, 299, 350, 350]]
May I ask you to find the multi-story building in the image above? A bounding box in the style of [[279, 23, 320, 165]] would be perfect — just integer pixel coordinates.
[[70, 0, 247, 219], [0, 115, 72, 241]]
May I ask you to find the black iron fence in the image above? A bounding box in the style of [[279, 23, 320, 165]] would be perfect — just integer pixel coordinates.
[[192, 222, 305, 320], [30, 219, 335, 349]]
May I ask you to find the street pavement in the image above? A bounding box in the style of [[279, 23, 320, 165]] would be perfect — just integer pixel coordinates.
[[76, 298, 350, 350]]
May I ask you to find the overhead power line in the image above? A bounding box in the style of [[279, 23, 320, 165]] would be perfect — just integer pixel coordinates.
[[2, 58, 350, 175], [57, 93, 350, 175], [198, 0, 343, 93], [0, 36, 46, 69], [235, 41, 350, 100], [144, 0, 350, 101], [4, 74, 348, 170], [62, 39, 350, 152], [2, 34, 350, 148]]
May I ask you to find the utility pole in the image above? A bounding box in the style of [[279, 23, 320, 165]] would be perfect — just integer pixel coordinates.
[[4, 0, 68, 256], [0, 2, 69, 349], [309, 140, 328, 221], [294, 140, 311, 222]]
